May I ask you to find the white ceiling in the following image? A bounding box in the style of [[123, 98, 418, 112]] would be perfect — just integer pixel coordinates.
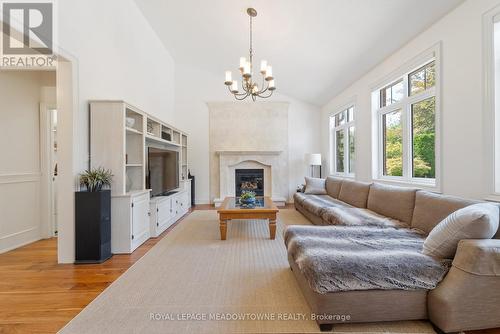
[[135, 0, 464, 106]]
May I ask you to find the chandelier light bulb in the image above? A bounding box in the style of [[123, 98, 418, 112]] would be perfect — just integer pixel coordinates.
[[239, 57, 246, 70], [252, 84, 259, 93], [260, 60, 267, 74], [268, 79, 276, 91], [265, 66, 273, 81], [231, 80, 238, 93], [243, 62, 251, 78], [225, 71, 232, 85]]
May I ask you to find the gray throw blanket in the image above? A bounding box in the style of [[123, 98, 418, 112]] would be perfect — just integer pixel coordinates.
[[285, 225, 451, 294]]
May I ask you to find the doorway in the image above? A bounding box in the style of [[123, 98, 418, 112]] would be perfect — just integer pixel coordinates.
[[41, 105, 58, 237]]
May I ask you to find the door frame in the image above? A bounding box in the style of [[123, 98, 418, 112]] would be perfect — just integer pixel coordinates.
[[40, 103, 57, 238]]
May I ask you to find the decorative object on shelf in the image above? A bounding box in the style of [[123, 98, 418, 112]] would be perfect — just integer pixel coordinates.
[[224, 8, 276, 101], [147, 120, 154, 134], [305, 153, 322, 178], [79, 167, 113, 192], [125, 117, 135, 128], [161, 130, 171, 141], [75, 166, 113, 264], [239, 190, 257, 208]]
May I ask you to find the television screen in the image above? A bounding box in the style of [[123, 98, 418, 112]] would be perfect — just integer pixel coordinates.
[[147, 147, 179, 196]]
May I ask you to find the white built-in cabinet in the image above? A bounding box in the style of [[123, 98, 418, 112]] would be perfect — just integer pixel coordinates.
[[149, 179, 191, 237], [89, 100, 189, 254], [112, 191, 150, 253]]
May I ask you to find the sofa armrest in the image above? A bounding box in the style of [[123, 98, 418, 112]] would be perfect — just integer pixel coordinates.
[[428, 239, 500, 332], [452, 239, 500, 276]]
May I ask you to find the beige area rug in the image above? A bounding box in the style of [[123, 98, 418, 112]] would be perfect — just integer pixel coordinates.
[[59, 209, 435, 334]]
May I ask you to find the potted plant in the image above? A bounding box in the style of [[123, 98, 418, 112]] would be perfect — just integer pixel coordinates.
[[239, 190, 256, 206], [75, 167, 113, 263]]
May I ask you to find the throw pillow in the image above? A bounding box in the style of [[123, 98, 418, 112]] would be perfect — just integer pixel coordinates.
[[303, 177, 327, 195], [423, 203, 499, 259]]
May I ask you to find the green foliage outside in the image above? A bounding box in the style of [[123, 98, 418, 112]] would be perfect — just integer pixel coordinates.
[[412, 97, 435, 178], [384, 97, 435, 178]]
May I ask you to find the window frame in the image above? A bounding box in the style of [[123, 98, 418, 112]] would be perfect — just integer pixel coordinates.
[[483, 7, 500, 199], [330, 104, 355, 177], [372, 45, 441, 190]]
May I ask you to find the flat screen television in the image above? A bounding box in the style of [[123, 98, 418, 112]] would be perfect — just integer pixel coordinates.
[[147, 147, 179, 197]]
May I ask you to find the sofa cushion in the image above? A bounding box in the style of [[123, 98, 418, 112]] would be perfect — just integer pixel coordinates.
[[293, 192, 308, 205], [423, 203, 499, 259], [367, 183, 418, 224], [321, 207, 408, 229], [299, 194, 352, 216], [325, 176, 343, 199], [304, 177, 327, 195], [284, 225, 450, 293], [338, 179, 371, 208], [411, 191, 477, 234]]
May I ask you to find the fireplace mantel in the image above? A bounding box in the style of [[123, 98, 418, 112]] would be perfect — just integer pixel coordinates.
[[214, 150, 287, 207]]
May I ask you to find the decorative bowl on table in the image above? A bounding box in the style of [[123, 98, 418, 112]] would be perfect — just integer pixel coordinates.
[[239, 191, 256, 208]]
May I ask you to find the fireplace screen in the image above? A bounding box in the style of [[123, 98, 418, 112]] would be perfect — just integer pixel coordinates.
[[235, 169, 264, 197]]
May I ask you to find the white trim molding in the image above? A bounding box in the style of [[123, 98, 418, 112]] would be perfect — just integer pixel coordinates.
[[482, 5, 500, 196]]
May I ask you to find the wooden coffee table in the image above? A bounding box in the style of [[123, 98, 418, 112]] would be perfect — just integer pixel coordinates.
[[217, 197, 279, 240]]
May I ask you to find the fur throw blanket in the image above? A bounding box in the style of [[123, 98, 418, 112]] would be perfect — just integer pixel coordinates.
[[285, 225, 451, 294]]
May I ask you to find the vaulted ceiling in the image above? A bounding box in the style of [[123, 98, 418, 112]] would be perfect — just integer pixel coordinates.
[[135, 0, 464, 106]]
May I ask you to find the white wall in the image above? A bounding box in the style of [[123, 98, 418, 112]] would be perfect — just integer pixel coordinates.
[[55, 0, 175, 262], [0, 71, 56, 253], [174, 64, 321, 204], [321, 0, 500, 200], [58, 0, 175, 172]]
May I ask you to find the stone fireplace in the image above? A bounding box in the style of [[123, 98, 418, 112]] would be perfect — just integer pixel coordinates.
[[213, 150, 287, 207], [208, 101, 290, 206], [235, 169, 264, 197]]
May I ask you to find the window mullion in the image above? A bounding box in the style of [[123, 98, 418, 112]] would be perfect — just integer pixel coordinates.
[[403, 75, 410, 182], [378, 111, 384, 178], [332, 127, 337, 174], [405, 103, 413, 182], [344, 124, 349, 176]]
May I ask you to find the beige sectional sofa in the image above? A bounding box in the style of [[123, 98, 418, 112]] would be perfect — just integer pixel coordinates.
[[289, 177, 500, 333]]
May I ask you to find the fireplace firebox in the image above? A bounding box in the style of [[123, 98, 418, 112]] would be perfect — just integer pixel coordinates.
[[235, 169, 264, 197]]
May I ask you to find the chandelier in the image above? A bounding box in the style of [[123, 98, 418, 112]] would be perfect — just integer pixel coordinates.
[[224, 8, 276, 101]]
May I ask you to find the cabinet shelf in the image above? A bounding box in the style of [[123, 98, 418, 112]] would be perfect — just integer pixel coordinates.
[[145, 134, 181, 147], [126, 163, 142, 167], [126, 127, 143, 135]]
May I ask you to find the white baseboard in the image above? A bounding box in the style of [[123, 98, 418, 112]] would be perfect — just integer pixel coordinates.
[[194, 198, 211, 205]]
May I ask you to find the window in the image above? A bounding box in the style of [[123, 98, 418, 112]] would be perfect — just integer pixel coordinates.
[[382, 110, 403, 176], [380, 79, 404, 107], [491, 16, 500, 194], [411, 97, 436, 178], [330, 106, 355, 176], [374, 57, 438, 187], [409, 62, 435, 96]]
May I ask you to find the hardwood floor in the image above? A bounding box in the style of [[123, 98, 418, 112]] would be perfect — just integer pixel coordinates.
[[0, 205, 497, 334]]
